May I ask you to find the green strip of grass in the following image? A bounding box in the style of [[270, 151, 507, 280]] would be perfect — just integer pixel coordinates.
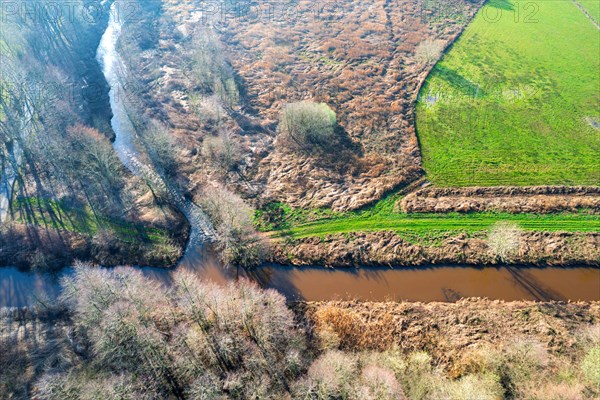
[[416, 0, 600, 187], [259, 191, 600, 239], [274, 212, 600, 239]]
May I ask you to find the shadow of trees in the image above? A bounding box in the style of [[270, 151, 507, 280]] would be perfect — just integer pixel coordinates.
[[506, 267, 566, 301]]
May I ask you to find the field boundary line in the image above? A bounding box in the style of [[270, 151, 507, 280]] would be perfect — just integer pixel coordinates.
[[572, 0, 600, 29]]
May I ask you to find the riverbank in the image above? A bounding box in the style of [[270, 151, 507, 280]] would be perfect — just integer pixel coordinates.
[[295, 298, 600, 366], [5, 298, 599, 363], [0, 222, 187, 270], [5, 297, 599, 356], [270, 230, 600, 268]]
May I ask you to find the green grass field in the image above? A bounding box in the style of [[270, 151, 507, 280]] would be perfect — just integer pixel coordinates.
[[416, 0, 600, 186]]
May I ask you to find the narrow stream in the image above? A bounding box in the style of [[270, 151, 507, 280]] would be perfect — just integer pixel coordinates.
[[1, 1, 598, 308], [96, 1, 141, 175], [97, 1, 215, 245]]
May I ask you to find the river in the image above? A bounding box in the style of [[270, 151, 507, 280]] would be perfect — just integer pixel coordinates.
[[1, 1, 598, 308], [1, 256, 599, 307]]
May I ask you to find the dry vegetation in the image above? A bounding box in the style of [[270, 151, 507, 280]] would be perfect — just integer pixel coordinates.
[[271, 230, 600, 268], [119, 0, 483, 212], [401, 186, 600, 214], [488, 222, 523, 263], [300, 300, 600, 399], [218, 0, 482, 211]]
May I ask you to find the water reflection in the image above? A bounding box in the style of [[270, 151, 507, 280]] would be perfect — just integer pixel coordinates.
[[245, 264, 600, 302], [0, 268, 64, 307], [505, 267, 566, 302]]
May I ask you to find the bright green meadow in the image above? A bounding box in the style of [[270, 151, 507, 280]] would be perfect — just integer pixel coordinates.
[[416, 0, 600, 186]]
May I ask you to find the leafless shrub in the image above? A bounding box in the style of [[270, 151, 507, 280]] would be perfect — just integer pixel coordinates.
[[192, 94, 226, 126], [299, 350, 359, 399], [90, 228, 128, 265], [581, 345, 600, 386], [295, 350, 406, 400], [315, 325, 342, 351], [415, 39, 445, 65], [435, 373, 504, 400], [361, 348, 407, 377], [575, 323, 600, 351], [488, 221, 523, 262], [526, 381, 585, 400], [202, 130, 242, 173], [357, 365, 406, 400], [400, 351, 439, 400], [497, 338, 551, 398], [35, 371, 148, 400], [33, 372, 77, 400], [142, 123, 180, 178], [144, 238, 182, 265], [199, 185, 268, 268], [28, 249, 54, 271], [187, 373, 224, 399], [452, 344, 502, 377]]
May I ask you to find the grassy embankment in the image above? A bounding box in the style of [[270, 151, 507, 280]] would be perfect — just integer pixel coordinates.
[[416, 0, 600, 186], [258, 193, 600, 240], [12, 197, 173, 245]]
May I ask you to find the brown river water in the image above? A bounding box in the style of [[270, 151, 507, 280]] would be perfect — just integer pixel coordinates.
[[1, 245, 598, 308]]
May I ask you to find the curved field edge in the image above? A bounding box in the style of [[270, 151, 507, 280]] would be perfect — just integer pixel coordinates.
[[415, 0, 600, 187]]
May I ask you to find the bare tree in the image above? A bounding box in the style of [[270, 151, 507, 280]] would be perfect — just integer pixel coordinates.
[[191, 31, 239, 107], [488, 221, 523, 262], [199, 185, 269, 268], [54, 265, 307, 399], [415, 39, 445, 65], [202, 130, 242, 174]]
